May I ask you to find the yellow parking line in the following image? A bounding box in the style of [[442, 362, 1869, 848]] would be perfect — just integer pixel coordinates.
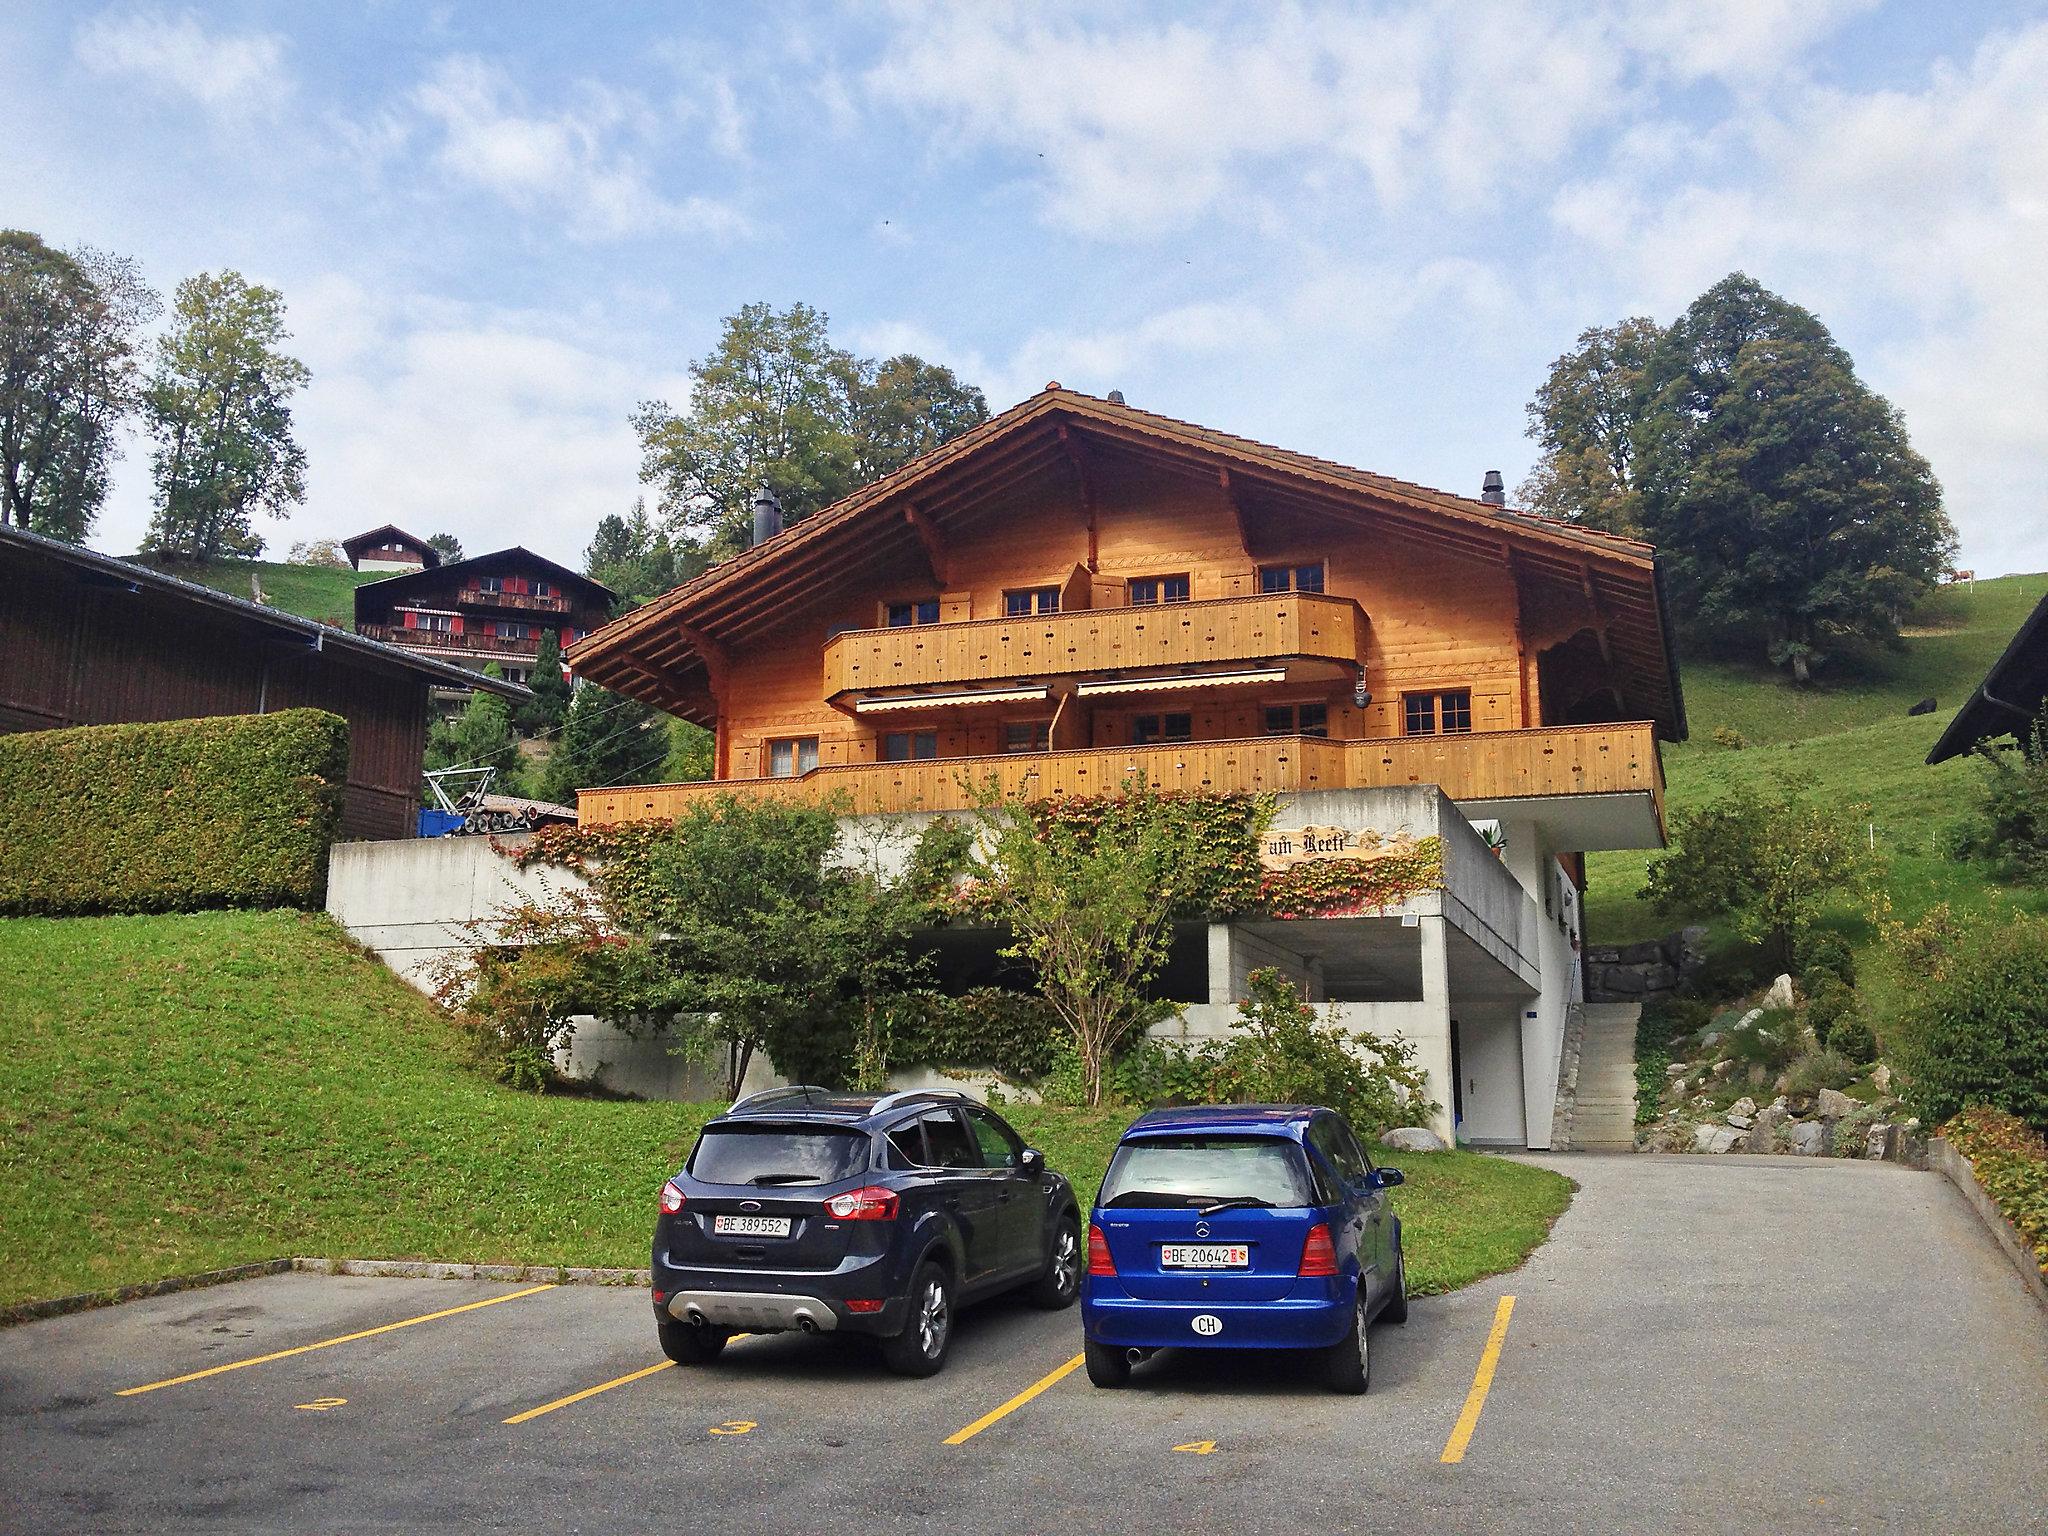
[[503, 1335, 751, 1425], [944, 1352, 1086, 1446], [116, 1284, 557, 1397], [1440, 1294, 1515, 1464]]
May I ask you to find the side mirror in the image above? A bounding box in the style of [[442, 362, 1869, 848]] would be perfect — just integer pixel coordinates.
[[1020, 1147, 1045, 1174], [1372, 1167, 1405, 1189]]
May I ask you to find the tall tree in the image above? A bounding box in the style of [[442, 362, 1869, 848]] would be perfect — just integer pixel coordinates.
[[0, 230, 157, 540], [1517, 317, 1661, 534], [517, 628, 571, 735], [632, 303, 988, 555], [1634, 274, 1955, 681], [542, 682, 668, 803], [426, 663, 524, 789], [427, 531, 463, 562], [584, 496, 699, 606], [141, 271, 309, 562]]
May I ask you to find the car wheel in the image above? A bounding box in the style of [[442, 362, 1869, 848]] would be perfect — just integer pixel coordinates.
[[880, 1262, 954, 1377], [1324, 1293, 1370, 1395], [1083, 1338, 1131, 1389], [657, 1316, 730, 1365], [1028, 1215, 1081, 1310], [1382, 1249, 1410, 1325]]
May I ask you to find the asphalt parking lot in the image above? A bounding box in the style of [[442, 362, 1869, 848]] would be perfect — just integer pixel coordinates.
[[4, 1155, 2045, 1535]]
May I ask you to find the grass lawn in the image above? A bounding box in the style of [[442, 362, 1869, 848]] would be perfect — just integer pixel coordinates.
[[130, 556, 384, 627], [0, 909, 1572, 1309]]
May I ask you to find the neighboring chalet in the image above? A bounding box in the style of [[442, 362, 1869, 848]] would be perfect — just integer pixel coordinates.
[[1928, 588, 2048, 763], [342, 525, 441, 574], [354, 547, 613, 695], [567, 386, 1686, 1149], [0, 523, 529, 839]]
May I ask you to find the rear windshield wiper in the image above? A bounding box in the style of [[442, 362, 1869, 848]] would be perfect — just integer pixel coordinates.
[[749, 1172, 823, 1185], [1197, 1197, 1274, 1215]]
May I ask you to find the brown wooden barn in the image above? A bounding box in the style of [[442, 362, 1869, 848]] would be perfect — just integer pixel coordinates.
[[0, 524, 529, 840]]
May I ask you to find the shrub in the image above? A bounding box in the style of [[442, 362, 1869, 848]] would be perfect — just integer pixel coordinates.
[[1724, 1009, 1800, 1076], [1827, 1013, 1877, 1065], [0, 709, 346, 916], [1783, 1048, 1857, 1096], [888, 988, 1064, 1081], [1942, 1106, 2048, 1280], [1711, 725, 1747, 750], [1892, 913, 2048, 1132], [1944, 706, 2048, 885], [1805, 975, 1856, 1039], [1799, 929, 1857, 988]]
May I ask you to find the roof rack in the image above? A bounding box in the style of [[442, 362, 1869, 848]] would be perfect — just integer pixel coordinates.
[[726, 1085, 833, 1114], [869, 1088, 969, 1116]]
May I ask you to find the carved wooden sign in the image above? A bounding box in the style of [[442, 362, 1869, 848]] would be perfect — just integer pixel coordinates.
[[1259, 825, 1422, 870]]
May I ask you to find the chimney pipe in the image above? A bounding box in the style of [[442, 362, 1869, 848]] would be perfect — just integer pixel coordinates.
[[1481, 470, 1506, 508], [750, 486, 783, 547]]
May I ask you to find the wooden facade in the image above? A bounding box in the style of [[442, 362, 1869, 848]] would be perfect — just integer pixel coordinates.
[[342, 524, 441, 573], [353, 547, 613, 690], [0, 526, 528, 840], [569, 386, 1684, 828]]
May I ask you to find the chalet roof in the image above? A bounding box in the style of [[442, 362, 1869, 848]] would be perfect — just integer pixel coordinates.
[[341, 523, 441, 568], [568, 384, 1685, 739], [353, 546, 615, 616], [0, 523, 528, 701], [1927, 588, 2048, 763]]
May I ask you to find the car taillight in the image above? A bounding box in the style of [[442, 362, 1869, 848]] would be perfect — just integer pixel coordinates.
[[1086, 1223, 1116, 1276], [659, 1180, 686, 1215], [825, 1186, 899, 1221], [845, 1299, 885, 1314], [1299, 1222, 1338, 1277]]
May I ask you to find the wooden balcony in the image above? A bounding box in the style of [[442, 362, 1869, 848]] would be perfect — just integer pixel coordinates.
[[457, 588, 569, 614], [359, 624, 543, 657], [577, 721, 1666, 843], [823, 592, 1365, 701]]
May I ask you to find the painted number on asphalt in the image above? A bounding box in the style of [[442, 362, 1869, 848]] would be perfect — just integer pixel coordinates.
[[709, 1420, 757, 1436], [1173, 1440, 1218, 1455], [295, 1397, 348, 1412]]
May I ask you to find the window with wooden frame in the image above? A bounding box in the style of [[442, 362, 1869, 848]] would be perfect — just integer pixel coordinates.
[[478, 575, 503, 594], [881, 730, 938, 763], [533, 580, 553, 599], [497, 621, 527, 641], [1402, 689, 1473, 736], [885, 599, 941, 628], [1003, 586, 1060, 617], [768, 736, 820, 777], [1001, 720, 1051, 754], [1263, 703, 1329, 738], [1258, 562, 1325, 594], [1127, 574, 1191, 606], [1133, 712, 1192, 745]]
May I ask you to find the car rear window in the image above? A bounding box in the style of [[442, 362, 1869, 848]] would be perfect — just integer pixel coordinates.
[[1098, 1135, 1316, 1209], [688, 1126, 870, 1187]]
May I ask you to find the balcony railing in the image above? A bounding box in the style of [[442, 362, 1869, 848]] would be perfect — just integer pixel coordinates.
[[457, 588, 569, 613], [577, 721, 1666, 833], [822, 592, 1365, 699], [359, 624, 543, 656]]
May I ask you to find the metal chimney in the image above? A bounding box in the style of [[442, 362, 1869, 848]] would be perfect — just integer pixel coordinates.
[[1107, 389, 1126, 405], [1481, 470, 1506, 508], [750, 486, 783, 547]]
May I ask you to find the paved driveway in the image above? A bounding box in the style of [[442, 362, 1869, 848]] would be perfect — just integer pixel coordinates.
[[2, 1155, 2042, 1534]]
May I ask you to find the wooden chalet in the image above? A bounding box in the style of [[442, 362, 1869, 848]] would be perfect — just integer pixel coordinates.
[[342, 524, 441, 574], [354, 547, 614, 692], [0, 524, 528, 840]]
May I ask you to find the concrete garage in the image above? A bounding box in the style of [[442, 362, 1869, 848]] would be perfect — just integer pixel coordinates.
[[4, 1156, 2043, 1532]]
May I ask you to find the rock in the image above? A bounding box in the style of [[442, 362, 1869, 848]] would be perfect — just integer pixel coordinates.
[[1790, 1120, 1829, 1156], [1711, 1060, 1735, 1079], [1667, 1034, 1690, 1048], [1694, 1125, 1742, 1154], [1380, 1126, 1448, 1153], [1871, 1064, 1892, 1094], [1665, 1062, 1690, 1077], [1677, 926, 1709, 975], [1770, 1096, 1788, 1112], [1730, 1097, 1757, 1119], [1763, 974, 1795, 1010], [1700, 1031, 1724, 1049], [1816, 1087, 1856, 1120], [1738, 1008, 1766, 1030], [1786, 1091, 1817, 1117], [1864, 1122, 1897, 1161], [1725, 1113, 1754, 1131]]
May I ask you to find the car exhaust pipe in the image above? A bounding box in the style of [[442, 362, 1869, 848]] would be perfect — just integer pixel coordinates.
[[1125, 1348, 1151, 1365], [797, 1316, 819, 1334], [686, 1307, 707, 1326]]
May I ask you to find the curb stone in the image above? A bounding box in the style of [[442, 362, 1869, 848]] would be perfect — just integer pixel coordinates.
[[1928, 1137, 2048, 1316], [0, 1257, 651, 1329]]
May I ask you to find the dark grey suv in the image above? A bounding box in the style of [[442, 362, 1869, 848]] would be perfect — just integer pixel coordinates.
[[652, 1087, 1082, 1375]]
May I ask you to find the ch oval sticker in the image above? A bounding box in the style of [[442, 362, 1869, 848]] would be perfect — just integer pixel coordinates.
[[1190, 1314, 1223, 1337]]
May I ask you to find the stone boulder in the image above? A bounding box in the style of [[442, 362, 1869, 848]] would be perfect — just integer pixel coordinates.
[[1725, 1113, 1754, 1131], [1790, 1120, 1829, 1156], [1816, 1087, 1856, 1120], [1729, 1097, 1757, 1119], [1693, 1125, 1742, 1154], [1381, 1126, 1449, 1153], [1871, 1064, 1892, 1094], [1864, 1122, 1897, 1161], [1763, 974, 1795, 1010], [1665, 1061, 1689, 1077]]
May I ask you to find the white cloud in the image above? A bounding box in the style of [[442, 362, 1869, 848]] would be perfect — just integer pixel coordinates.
[[412, 55, 747, 242], [73, 7, 291, 119]]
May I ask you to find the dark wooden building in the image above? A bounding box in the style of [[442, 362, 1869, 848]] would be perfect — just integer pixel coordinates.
[[342, 524, 441, 574], [1929, 588, 2048, 763], [0, 524, 529, 840], [354, 546, 613, 691]]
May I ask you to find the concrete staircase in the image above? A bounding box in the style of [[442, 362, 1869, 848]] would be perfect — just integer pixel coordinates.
[[1567, 1002, 1642, 1151]]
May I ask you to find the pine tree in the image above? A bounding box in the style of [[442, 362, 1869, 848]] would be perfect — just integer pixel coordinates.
[[542, 682, 668, 803], [518, 629, 571, 735], [426, 663, 523, 791]]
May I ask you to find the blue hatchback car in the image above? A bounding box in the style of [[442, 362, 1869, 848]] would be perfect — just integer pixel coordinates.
[[1081, 1105, 1407, 1393]]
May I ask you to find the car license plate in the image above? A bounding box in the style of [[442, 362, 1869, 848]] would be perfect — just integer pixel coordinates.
[[712, 1214, 792, 1238], [1160, 1243, 1249, 1269]]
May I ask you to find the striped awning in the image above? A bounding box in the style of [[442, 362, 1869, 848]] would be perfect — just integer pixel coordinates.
[[852, 685, 1053, 713], [1075, 668, 1287, 698]]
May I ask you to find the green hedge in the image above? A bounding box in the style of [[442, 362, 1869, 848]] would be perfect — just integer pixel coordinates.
[[0, 710, 348, 916]]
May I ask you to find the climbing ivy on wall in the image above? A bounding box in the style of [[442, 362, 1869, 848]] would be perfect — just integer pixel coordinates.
[[1258, 837, 1445, 919]]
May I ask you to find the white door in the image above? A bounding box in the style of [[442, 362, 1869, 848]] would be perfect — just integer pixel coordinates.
[[1456, 1011, 1529, 1146]]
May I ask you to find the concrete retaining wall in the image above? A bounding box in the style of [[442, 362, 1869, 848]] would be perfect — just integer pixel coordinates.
[[1928, 1136, 2048, 1314]]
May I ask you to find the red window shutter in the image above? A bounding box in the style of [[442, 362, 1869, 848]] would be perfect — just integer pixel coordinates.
[[403, 612, 416, 628], [482, 621, 495, 637], [450, 617, 464, 635]]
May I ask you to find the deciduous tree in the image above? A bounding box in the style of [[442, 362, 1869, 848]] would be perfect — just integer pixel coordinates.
[[142, 271, 309, 562], [427, 531, 463, 562], [1517, 317, 1660, 535], [426, 663, 524, 790], [541, 681, 668, 803], [0, 230, 157, 540]]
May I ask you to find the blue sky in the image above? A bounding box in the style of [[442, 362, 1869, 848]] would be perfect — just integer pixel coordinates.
[[3, 1, 2043, 575]]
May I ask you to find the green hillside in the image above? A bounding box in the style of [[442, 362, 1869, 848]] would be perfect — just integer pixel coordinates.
[[1586, 571, 2048, 948], [132, 556, 384, 627], [0, 909, 1567, 1309]]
